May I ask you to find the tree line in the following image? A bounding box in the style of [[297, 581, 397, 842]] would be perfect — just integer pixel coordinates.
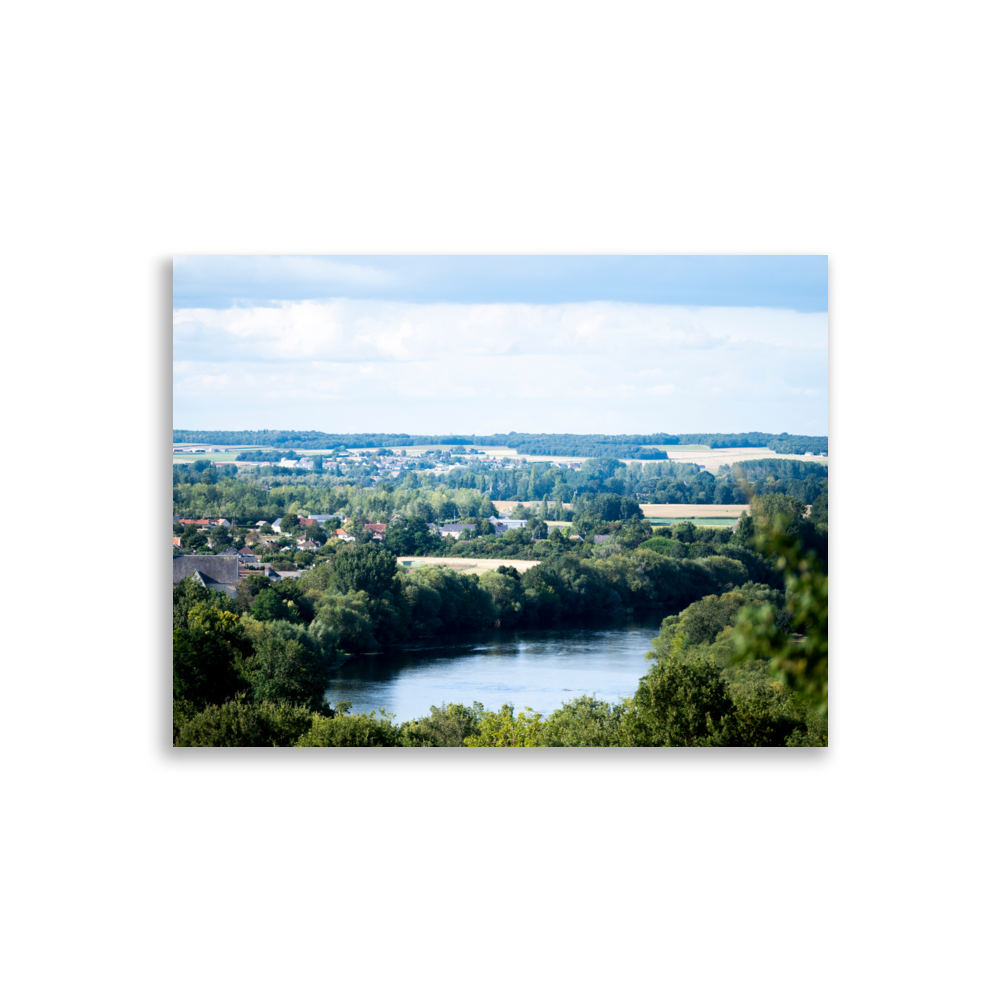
[[173, 429, 828, 458]]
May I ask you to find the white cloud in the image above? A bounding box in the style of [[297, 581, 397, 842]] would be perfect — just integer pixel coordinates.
[[173, 300, 828, 434]]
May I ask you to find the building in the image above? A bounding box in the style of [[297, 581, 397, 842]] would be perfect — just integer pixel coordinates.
[[172, 554, 239, 600], [492, 519, 527, 534], [435, 523, 477, 538]]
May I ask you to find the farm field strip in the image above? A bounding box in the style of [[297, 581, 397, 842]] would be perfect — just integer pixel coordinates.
[[639, 504, 749, 517], [647, 517, 738, 526], [492, 499, 573, 513], [173, 451, 245, 464], [396, 556, 540, 576]]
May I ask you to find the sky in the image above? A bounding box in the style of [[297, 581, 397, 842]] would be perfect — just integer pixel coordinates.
[[173, 255, 828, 435]]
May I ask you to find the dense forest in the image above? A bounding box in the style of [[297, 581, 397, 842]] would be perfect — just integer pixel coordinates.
[[173, 429, 828, 458], [174, 479, 829, 746]]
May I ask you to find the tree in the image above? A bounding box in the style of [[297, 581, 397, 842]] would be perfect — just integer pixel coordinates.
[[173, 619, 249, 730], [385, 516, 438, 556], [209, 524, 233, 550], [399, 703, 484, 746], [713, 481, 736, 504], [621, 630, 733, 746], [249, 587, 301, 623], [242, 624, 329, 711], [176, 697, 314, 747], [279, 513, 299, 534], [478, 570, 523, 625], [236, 575, 271, 612], [436, 498, 459, 521], [295, 709, 400, 746], [539, 696, 625, 746], [732, 510, 828, 716], [463, 704, 545, 746], [328, 545, 402, 600], [733, 512, 754, 546]]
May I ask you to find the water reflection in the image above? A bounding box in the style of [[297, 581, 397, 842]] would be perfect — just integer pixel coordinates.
[[325, 614, 665, 722]]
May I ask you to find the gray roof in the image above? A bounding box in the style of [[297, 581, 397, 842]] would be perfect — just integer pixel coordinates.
[[173, 554, 240, 588], [593, 535, 612, 543], [439, 523, 476, 533]]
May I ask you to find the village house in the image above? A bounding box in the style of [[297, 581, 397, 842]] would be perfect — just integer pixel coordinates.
[[172, 554, 240, 600], [490, 519, 527, 535], [433, 523, 477, 538]]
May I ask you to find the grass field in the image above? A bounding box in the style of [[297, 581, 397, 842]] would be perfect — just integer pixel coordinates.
[[396, 556, 540, 576]]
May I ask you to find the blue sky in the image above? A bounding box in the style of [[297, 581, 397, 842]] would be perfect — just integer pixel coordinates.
[[173, 255, 828, 435]]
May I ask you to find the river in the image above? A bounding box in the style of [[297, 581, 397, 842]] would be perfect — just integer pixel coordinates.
[[324, 613, 665, 722]]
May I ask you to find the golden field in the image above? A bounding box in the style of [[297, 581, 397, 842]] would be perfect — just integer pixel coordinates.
[[396, 556, 541, 575], [639, 504, 749, 518]]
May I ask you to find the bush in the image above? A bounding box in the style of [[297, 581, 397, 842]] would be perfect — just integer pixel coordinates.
[[175, 699, 314, 747], [295, 710, 400, 746]]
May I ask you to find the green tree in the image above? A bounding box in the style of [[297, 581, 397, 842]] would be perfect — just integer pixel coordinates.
[[464, 704, 545, 747], [241, 624, 329, 711], [328, 545, 402, 600], [620, 629, 733, 746], [250, 587, 302, 623], [478, 570, 524, 625], [173, 627, 244, 711], [539, 696, 626, 746], [732, 510, 829, 716], [295, 709, 400, 746], [176, 697, 315, 747], [399, 703, 484, 746]]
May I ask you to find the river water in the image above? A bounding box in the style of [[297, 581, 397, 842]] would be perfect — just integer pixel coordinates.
[[324, 614, 665, 723]]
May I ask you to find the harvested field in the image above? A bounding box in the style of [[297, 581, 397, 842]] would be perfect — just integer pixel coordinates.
[[173, 451, 245, 464], [396, 556, 540, 576], [640, 504, 749, 518], [492, 500, 574, 514], [648, 518, 738, 527]]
